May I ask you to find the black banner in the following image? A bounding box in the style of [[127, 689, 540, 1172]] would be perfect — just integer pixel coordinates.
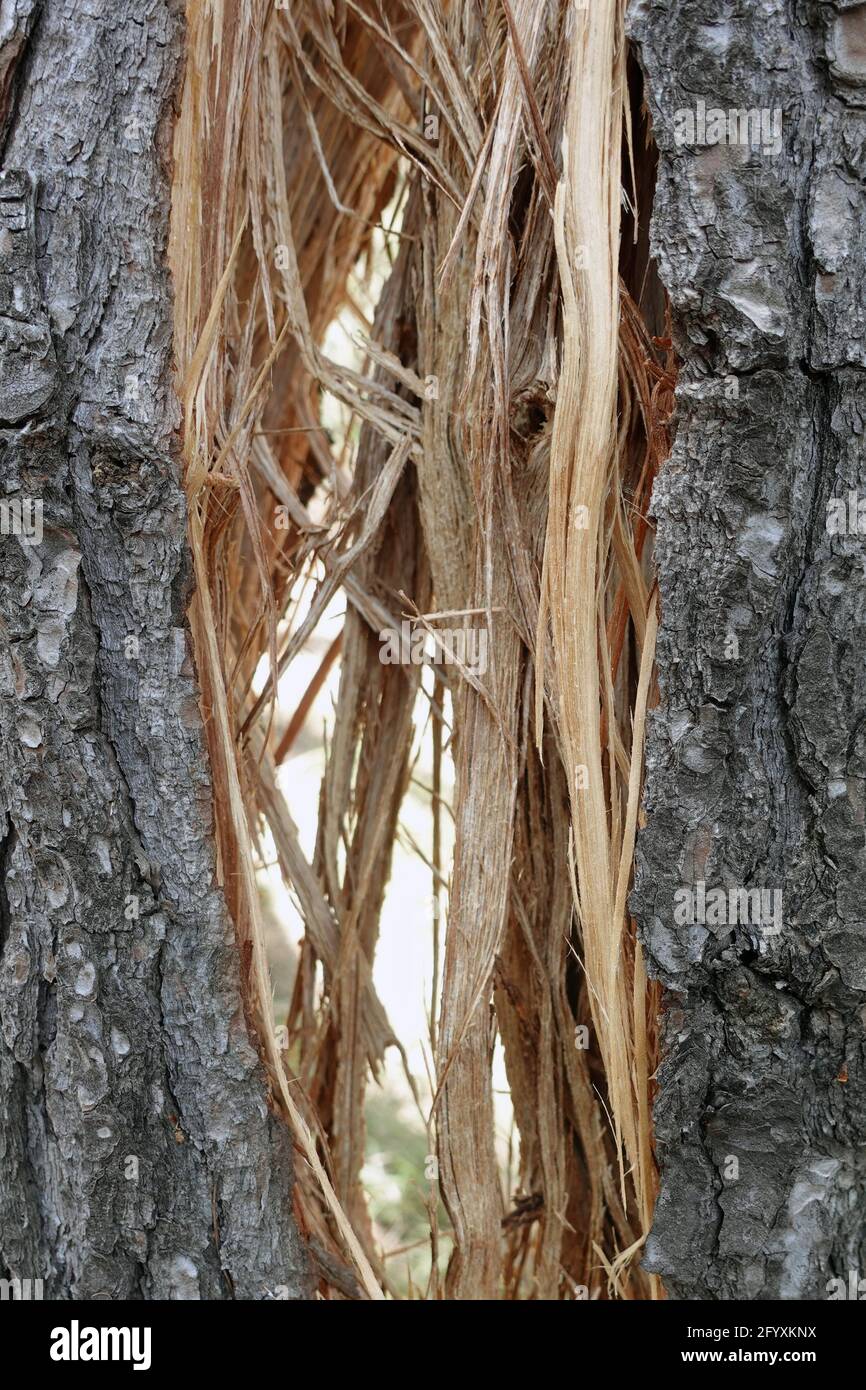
[[0, 1295, 859, 1376]]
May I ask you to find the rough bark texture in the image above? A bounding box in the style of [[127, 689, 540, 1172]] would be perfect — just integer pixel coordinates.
[[631, 0, 866, 1298], [0, 0, 309, 1298]]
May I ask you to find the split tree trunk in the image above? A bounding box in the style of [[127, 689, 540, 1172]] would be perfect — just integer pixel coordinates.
[[0, 0, 308, 1299], [3, 0, 863, 1305], [632, 0, 866, 1298]]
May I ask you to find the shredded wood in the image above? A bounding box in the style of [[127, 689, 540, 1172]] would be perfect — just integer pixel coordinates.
[[169, 0, 675, 1300]]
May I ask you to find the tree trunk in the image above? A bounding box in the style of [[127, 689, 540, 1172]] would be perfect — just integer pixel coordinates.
[[631, 0, 866, 1298], [0, 0, 308, 1299], [5, 0, 862, 1306]]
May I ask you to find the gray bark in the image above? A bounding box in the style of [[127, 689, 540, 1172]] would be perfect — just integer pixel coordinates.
[[0, 1, 309, 1298], [631, 0, 866, 1298]]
